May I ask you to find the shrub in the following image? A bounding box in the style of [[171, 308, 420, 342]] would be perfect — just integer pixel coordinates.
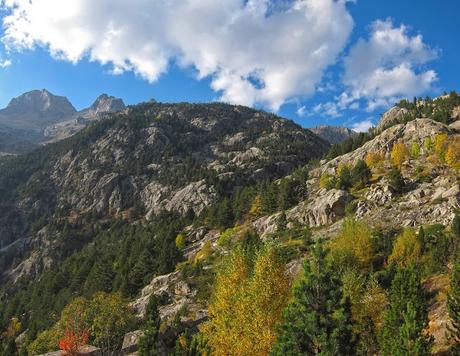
[[320, 172, 335, 190]]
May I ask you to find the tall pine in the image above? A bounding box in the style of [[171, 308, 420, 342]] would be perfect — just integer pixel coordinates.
[[380, 265, 432, 355], [447, 249, 460, 352], [271, 241, 357, 355]]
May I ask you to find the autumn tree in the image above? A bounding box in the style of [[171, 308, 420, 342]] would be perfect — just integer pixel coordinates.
[[391, 141, 410, 168], [433, 133, 449, 161], [175, 234, 186, 250], [388, 229, 423, 267], [202, 245, 290, 355], [365, 151, 385, 168], [329, 219, 375, 272], [411, 141, 421, 159], [445, 140, 460, 169], [271, 241, 357, 355]]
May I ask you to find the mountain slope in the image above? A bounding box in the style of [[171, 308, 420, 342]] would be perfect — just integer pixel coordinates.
[[0, 101, 328, 270]]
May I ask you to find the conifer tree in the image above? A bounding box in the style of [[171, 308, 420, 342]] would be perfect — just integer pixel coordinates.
[[447, 250, 460, 351], [139, 295, 161, 356], [380, 266, 432, 355], [271, 241, 357, 355]]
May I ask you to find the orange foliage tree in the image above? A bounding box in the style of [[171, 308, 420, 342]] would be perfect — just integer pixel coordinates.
[[58, 308, 90, 356]]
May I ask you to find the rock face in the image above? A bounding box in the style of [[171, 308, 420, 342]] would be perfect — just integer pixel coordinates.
[[310, 125, 358, 144], [289, 189, 352, 227], [375, 106, 408, 132], [44, 94, 126, 142]]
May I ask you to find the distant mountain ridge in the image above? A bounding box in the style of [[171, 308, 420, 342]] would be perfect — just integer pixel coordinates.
[[0, 90, 125, 153], [310, 125, 358, 144]]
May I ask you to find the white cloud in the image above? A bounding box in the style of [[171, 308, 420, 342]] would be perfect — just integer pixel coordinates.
[[0, 58, 11, 68], [1, 0, 354, 111], [342, 19, 438, 111], [351, 119, 374, 132]]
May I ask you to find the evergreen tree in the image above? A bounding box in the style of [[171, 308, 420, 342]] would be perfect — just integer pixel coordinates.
[[271, 241, 357, 355], [139, 295, 161, 356], [447, 250, 460, 352], [380, 266, 432, 355], [351, 160, 371, 188], [453, 214, 460, 239], [84, 256, 114, 296], [388, 168, 405, 194]]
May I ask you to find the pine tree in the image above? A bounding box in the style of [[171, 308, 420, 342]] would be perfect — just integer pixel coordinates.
[[380, 266, 432, 355], [271, 241, 357, 355], [447, 250, 460, 351], [453, 214, 460, 239], [139, 295, 161, 356]]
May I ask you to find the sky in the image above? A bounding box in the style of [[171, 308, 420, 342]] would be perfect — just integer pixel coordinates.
[[0, 0, 458, 131]]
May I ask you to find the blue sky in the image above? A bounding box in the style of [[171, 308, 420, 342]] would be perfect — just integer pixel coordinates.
[[0, 0, 458, 131]]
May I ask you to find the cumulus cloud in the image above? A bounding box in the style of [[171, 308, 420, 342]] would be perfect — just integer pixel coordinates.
[[342, 19, 438, 111], [1, 0, 354, 110], [351, 119, 374, 132]]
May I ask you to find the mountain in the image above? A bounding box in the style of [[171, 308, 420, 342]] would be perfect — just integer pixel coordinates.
[[0, 89, 76, 133], [0, 100, 328, 256], [0, 90, 125, 153], [43, 94, 126, 141], [1, 93, 459, 355], [310, 125, 358, 144]]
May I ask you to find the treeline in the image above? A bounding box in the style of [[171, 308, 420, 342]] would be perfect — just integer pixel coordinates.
[[396, 91, 460, 125]]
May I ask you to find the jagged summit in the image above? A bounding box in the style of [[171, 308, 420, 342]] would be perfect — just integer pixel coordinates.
[[0, 90, 126, 151], [88, 93, 125, 114], [310, 125, 358, 144]]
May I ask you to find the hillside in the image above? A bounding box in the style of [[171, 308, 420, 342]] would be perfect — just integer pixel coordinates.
[[0, 93, 460, 356]]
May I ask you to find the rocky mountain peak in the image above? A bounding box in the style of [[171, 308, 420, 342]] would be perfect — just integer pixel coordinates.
[[89, 94, 125, 114], [310, 125, 358, 145], [4, 89, 76, 116]]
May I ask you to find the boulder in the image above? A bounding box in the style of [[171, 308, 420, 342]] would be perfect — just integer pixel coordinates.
[[289, 189, 352, 227], [122, 330, 145, 355]]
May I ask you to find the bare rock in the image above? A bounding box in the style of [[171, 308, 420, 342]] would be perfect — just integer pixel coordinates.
[[289, 189, 352, 227], [376, 106, 408, 132]]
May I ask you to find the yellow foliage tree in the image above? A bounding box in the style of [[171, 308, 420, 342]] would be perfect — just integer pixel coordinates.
[[329, 219, 375, 272], [446, 140, 460, 169], [411, 141, 421, 159], [388, 228, 422, 267], [365, 151, 385, 168], [249, 195, 263, 216], [391, 141, 410, 168], [175, 234, 185, 250], [433, 133, 449, 161], [202, 246, 290, 355]]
